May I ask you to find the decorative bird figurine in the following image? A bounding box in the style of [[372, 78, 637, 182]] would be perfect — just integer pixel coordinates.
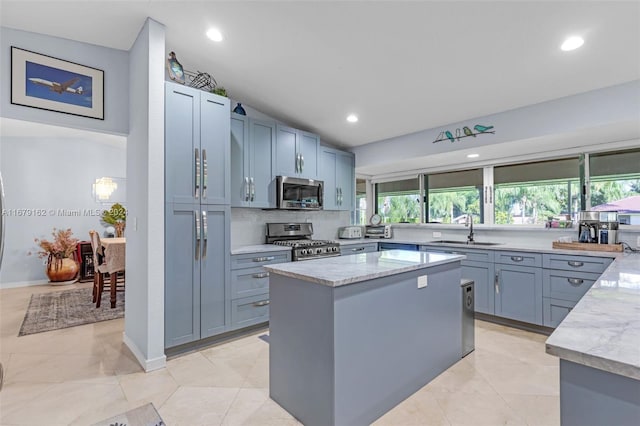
[[463, 126, 475, 137], [455, 128, 461, 141], [474, 124, 494, 133], [166, 51, 185, 84], [445, 131, 455, 143], [434, 131, 444, 143]]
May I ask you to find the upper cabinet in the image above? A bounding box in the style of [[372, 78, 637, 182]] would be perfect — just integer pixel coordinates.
[[230, 114, 276, 208], [320, 147, 355, 211], [274, 124, 320, 179], [166, 83, 230, 205]]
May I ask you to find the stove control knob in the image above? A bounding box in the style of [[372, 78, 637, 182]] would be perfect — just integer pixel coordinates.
[[332, 247, 338, 252], [316, 248, 322, 254], [301, 249, 307, 255]]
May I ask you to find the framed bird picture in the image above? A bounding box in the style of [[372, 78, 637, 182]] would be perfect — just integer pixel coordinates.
[[166, 51, 185, 84]]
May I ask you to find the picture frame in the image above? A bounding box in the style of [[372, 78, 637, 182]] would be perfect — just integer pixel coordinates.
[[11, 46, 104, 120]]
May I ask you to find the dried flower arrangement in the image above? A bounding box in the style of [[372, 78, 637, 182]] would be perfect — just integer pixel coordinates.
[[33, 228, 79, 270]]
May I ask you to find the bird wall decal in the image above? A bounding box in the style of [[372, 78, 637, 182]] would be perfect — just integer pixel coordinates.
[[445, 131, 455, 143], [463, 126, 475, 137], [455, 128, 462, 141], [473, 124, 494, 133]]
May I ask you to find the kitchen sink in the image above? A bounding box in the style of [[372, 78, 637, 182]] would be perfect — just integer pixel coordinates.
[[430, 240, 502, 246]]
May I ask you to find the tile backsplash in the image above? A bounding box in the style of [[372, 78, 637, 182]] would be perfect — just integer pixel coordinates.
[[231, 208, 351, 248]]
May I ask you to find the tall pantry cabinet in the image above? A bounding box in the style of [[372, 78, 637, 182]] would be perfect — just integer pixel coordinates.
[[164, 82, 231, 349]]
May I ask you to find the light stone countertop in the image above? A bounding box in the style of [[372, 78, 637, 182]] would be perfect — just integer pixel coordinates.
[[230, 244, 293, 255], [263, 250, 465, 287], [545, 253, 640, 380]]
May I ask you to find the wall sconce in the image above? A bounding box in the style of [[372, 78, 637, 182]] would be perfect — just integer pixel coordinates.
[[93, 177, 118, 201]]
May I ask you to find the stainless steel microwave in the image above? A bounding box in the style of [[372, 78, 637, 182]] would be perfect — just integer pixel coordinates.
[[276, 176, 323, 210]]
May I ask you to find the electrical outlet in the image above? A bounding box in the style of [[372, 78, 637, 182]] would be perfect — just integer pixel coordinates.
[[133, 217, 138, 231], [636, 236, 640, 248], [433, 231, 442, 238], [417, 275, 428, 289]]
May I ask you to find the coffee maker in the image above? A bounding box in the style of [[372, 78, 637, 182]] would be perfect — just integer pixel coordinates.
[[597, 211, 619, 245], [578, 211, 599, 243]]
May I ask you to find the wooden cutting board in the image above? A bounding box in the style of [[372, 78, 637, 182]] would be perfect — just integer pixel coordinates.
[[552, 241, 623, 252]]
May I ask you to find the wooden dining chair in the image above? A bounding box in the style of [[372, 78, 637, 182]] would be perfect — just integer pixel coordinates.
[[89, 230, 125, 308]]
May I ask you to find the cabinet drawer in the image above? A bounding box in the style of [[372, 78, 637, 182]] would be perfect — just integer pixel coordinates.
[[379, 243, 418, 251], [542, 269, 599, 302], [230, 267, 270, 299], [543, 297, 576, 328], [231, 294, 270, 329], [341, 243, 378, 255], [420, 246, 494, 263], [495, 251, 542, 267], [231, 251, 291, 270], [542, 254, 613, 274]]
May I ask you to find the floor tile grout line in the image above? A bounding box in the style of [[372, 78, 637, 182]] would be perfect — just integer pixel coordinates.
[[218, 386, 243, 425]]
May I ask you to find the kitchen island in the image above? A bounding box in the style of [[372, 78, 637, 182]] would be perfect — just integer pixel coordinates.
[[545, 253, 640, 426], [264, 250, 465, 426]]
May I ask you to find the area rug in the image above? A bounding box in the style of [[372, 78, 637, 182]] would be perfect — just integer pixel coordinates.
[[92, 403, 165, 426], [18, 287, 124, 336]]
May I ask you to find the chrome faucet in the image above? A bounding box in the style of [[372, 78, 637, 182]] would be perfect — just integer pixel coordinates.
[[465, 214, 474, 243]]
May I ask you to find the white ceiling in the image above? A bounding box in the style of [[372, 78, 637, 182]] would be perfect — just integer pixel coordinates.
[[1, 0, 639, 150]]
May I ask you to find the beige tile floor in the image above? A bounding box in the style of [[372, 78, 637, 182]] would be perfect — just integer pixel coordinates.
[[0, 283, 560, 425]]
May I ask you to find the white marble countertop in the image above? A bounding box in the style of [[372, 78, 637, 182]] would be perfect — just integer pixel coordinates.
[[230, 244, 293, 255], [263, 250, 465, 287], [545, 253, 640, 380]]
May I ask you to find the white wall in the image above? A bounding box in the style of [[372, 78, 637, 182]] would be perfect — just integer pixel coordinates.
[[231, 208, 352, 248], [0, 121, 126, 287], [124, 18, 166, 372], [0, 27, 129, 135]]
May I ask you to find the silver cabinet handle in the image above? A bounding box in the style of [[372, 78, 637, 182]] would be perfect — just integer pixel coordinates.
[[295, 153, 300, 173], [300, 154, 304, 172], [202, 211, 208, 259], [495, 271, 500, 294], [252, 272, 270, 279], [253, 300, 270, 307], [194, 210, 201, 260], [568, 261, 584, 268], [253, 256, 275, 262], [244, 177, 250, 201], [250, 177, 255, 202], [351, 247, 365, 252], [484, 186, 487, 203], [339, 187, 343, 205], [202, 149, 208, 199], [511, 256, 524, 262], [194, 148, 201, 199], [336, 187, 339, 205], [489, 185, 493, 203], [567, 278, 584, 286]]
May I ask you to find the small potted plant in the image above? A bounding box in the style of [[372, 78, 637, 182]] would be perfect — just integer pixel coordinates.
[[102, 203, 127, 237], [34, 228, 79, 283]]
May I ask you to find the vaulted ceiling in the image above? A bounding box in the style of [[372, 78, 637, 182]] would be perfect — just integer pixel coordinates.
[[1, 1, 639, 149]]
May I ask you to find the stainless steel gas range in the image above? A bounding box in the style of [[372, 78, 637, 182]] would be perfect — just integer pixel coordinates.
[[266, 223, 341, 261]]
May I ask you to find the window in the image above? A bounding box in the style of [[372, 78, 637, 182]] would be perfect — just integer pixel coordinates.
[[376, 178, 421, 223], [427, 169, 483, 224], [494, 158, 579, 225], [589, 149, 640, 225], [355, 179, 368, 225]]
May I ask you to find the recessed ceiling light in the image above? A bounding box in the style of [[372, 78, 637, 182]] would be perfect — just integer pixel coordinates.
[[467, 153, 479, 158], [346, 114, 358, 123], [206, 28, 223, 42], [561, 36, 584, 51]]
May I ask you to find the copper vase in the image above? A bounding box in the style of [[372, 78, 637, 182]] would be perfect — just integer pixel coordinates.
[[46, 257, 79, 283]]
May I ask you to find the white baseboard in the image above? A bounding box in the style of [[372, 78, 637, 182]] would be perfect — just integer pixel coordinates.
[[123, 332, 166, 372], [0, 279, 49, 290]]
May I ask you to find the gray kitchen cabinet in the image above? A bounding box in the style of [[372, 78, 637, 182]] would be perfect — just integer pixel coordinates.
[[320, 147, 355, 211], [230, 114, 276, 208], [229, 250, 291, 330], [165, 83, 230, 205], [420, 245, 495, 315], [494, 260, 543, 325], [165, 81, 231, 349], [542, 253, 613, 328], [164, 204, 230, 347], [341, 242, 378, 255], [379, 242, 419, 251], [274, 124, 319, 179]]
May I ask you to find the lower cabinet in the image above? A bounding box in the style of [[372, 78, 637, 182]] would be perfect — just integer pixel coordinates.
[[165, 204, 230, 349], [543, 298, 577, 328], [379, 242, 418, 251], [341, 242, 378, 255], [494, 263, 543, 325], [229, 250, 291, 330]]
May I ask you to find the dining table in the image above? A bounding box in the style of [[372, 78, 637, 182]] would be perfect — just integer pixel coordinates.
[[101, 237, 125, 308]]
